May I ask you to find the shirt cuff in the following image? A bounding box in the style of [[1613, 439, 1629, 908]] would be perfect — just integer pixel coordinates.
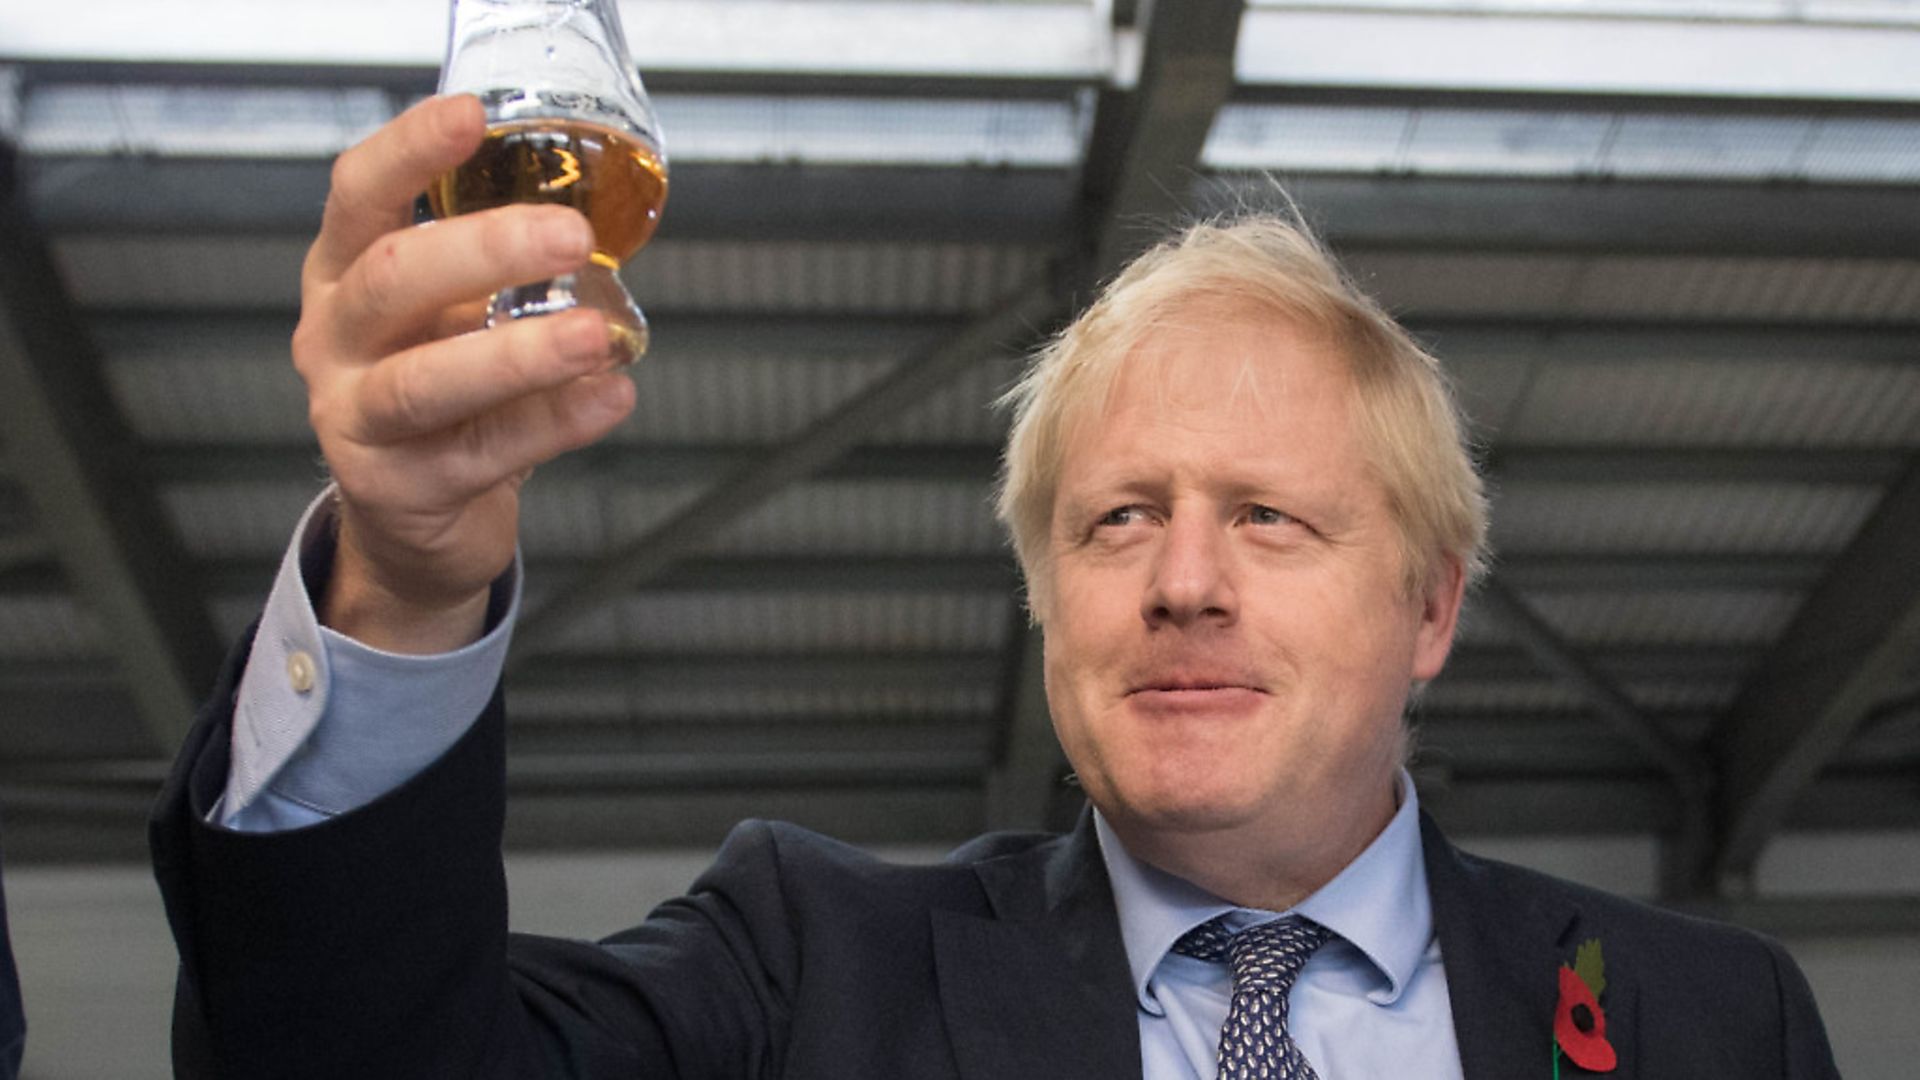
[[217, 486, 521, 830]]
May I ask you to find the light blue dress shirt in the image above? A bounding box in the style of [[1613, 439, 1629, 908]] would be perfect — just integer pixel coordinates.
[[222, 490, 1466, 1077], [1095, 786, 1464, 1078], [216, 489, 520, 830]]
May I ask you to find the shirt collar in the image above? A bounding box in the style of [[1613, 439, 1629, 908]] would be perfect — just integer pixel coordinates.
[[1095, 770, 1434, 1013]]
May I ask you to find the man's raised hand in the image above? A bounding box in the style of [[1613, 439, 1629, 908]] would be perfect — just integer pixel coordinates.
[[293, 95, 636, 653]]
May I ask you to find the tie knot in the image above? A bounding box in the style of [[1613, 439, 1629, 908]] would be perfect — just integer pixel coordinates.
[[1173, 915, 1333, 1080], [1172, 914, 1331, 994]]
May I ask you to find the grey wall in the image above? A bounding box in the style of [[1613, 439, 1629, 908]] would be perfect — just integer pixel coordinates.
[[8, 837, 1917, 1078]]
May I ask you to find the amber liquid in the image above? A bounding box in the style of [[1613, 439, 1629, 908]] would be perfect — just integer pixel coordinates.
[[429, 118, 669, 267]]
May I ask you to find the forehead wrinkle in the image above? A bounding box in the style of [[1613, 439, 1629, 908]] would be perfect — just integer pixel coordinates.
[[1106, 346, 1279, 431], [1140, 310, 1313, 425], [1056, 306, 1365, 509], [1225, 354, 1270, 417], [1067, 414, 1296, 507]]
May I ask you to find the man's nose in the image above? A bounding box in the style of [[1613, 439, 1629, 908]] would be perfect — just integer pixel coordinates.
[[1142, 513, 1238, 627]]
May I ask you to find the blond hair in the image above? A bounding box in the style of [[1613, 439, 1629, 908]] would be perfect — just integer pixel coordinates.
[[996, 215, 1489, 617]]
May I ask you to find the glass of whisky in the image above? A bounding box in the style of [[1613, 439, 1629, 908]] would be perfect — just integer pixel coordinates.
[[431, 0, 669, 362]]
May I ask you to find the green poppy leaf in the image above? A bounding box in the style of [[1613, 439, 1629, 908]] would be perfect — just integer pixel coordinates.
[[1574, 938, 1606, 999]]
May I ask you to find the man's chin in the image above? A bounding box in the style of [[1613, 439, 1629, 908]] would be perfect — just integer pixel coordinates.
[[1111, 791, 1267, 836]]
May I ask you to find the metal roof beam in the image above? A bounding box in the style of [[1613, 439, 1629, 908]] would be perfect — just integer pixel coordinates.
[[509, 717, 993, 751], [21, 155, 1070, 257], [1207, 176, 1920, 260], [1474, 581, 1712, 793], [136, 442, 1003, 488], [88, 311, 1920, 360], [518, 652, 1004, 694], [131, 442, 1908, 491], [88, 310, 971, 360], [1442, 644, 1753, 684], [1488, 448, 1907, 487], [8, 554, 1019, 598], [88, 308, 969, 341], [542, 555, 1016, 595], [2, 552, 1818, 601], [0, 162, 222, 753], [508, 275, 1061, 665], [1411, 323, 1920, 365], [1709, 455, 1920, 890], [541, 444, 1003, 486], [34, 153, 1920, 259], [1475, 578, 1715, 898], [1079, 0, 1246, 279], [501, 749, 987, 791], [1495, 554, 1826, 593]]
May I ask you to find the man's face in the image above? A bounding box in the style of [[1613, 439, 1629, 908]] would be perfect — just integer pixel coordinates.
[[1041, 304, 1463, 855]]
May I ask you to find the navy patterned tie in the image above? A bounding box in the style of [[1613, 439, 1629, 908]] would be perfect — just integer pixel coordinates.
[[1172, 914, 1332, 1080]]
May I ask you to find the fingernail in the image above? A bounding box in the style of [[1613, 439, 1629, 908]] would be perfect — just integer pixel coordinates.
[[587, 371, 634, 412]]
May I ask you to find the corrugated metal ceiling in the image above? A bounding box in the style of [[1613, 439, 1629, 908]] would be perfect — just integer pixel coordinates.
[[2, 0, 1917, 872]]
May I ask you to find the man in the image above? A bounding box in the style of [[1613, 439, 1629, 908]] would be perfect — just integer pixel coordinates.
[[152, 95, 1839, 1078]]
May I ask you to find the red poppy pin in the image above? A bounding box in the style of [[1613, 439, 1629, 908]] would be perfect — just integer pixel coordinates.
[[1553, 939, 1616, 1075]]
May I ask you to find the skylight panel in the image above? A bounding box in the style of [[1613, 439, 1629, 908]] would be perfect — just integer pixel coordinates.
[[1204, 104, 1920, 183]]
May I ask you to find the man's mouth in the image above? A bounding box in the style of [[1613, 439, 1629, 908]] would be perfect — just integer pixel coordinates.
[[1127, 675, 1266, 696], [1124, 681, 1268, 720]]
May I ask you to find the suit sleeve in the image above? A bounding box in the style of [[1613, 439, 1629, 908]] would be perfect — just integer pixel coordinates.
[[150, 631, 799, 1079]]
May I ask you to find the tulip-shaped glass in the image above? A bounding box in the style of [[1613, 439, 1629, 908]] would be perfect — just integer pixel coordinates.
[[430, 0, 668, 361]]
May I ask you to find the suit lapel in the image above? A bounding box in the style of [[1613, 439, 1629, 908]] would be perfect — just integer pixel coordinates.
[[1422, 814, 1635, 1079], [932, 810, 1645, 1079], [933, 817, 1141, 1080]]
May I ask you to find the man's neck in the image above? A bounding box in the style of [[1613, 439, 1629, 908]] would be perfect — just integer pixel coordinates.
[[1105, 783, 1399, 912]]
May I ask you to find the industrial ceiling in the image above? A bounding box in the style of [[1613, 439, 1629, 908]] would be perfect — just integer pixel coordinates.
[[2, 0, 1918, 931]]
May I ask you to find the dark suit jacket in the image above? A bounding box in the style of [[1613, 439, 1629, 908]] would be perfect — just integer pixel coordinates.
[[152, 637, 1838, 1079]]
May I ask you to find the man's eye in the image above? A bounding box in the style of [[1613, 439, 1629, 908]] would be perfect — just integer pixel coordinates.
[[1098, 506, 1142, 527], [1248, 505, 1294, 526]]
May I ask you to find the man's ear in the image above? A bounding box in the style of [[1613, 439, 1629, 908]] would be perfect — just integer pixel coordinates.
[[1411, 555, 1466, 682]]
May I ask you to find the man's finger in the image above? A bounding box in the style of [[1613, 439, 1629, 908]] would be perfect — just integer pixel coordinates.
[[368, 370, 634, 507], [348, 307, 617, 445], [307, 95, 487, 284], [332, 203, 595, 354]]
